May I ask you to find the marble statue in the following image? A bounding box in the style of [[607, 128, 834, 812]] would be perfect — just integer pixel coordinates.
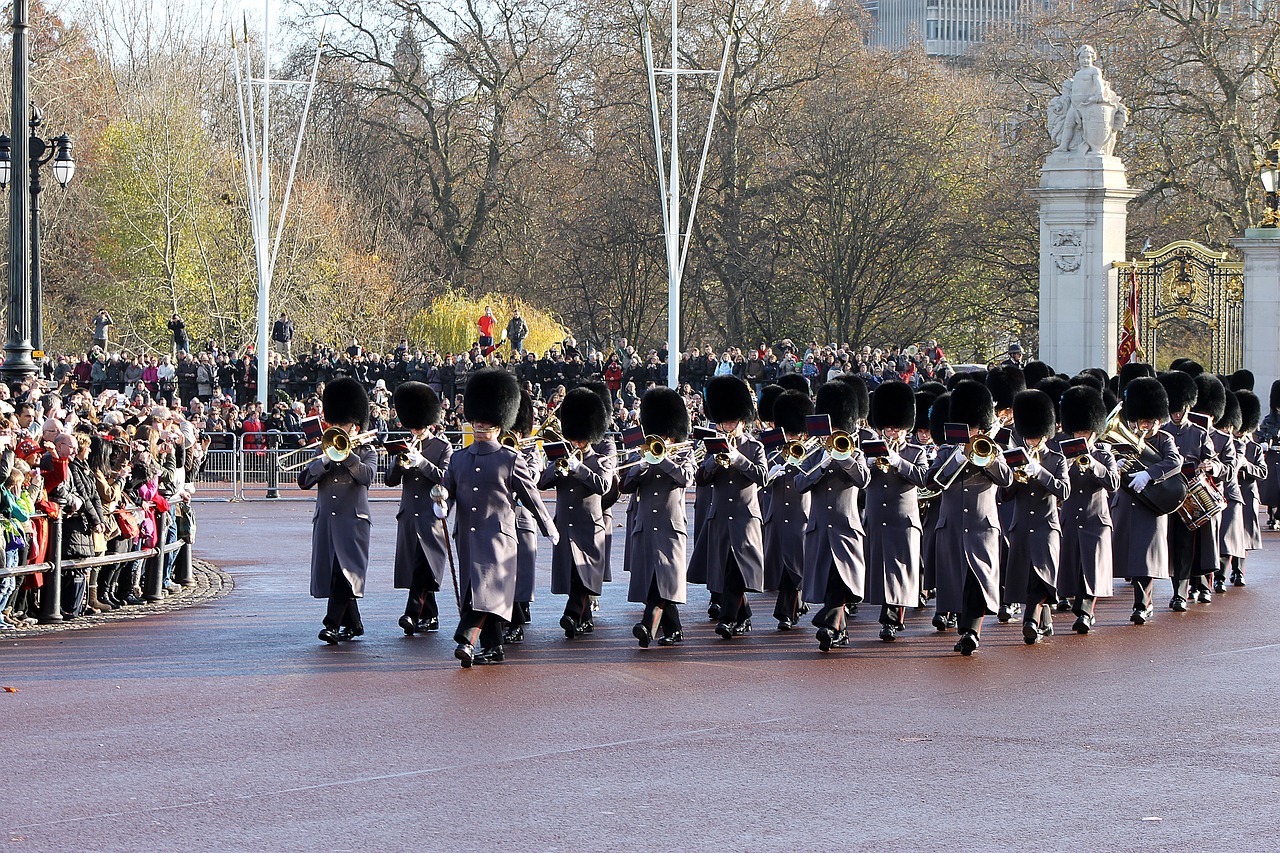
[[1049, 45, 1127, 156]]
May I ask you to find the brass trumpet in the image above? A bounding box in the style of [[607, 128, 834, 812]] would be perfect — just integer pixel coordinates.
[[615, 436, 694, 471], [556, 448, 585, 474], [398, 434, 423, 468], [1012, 446, 1042, 484], [874, 436, 905, 472], [280, 427, 379, 472]]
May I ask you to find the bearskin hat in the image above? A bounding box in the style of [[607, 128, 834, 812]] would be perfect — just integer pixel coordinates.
[[773, 390, 814, 436], [322, 377, 369, 430], [1271, 380, 1280, 414], [1170, 357, 1205, 377], [776, 373, 812, 395], [1082, 367, 1110, 387], [1117, 361, 1155, 392], [511, 389, 535, 437], [1023, 360, 1054, 387], [928, 392, 951, 446], [1192, 372, 1226, 421], [1068, 372, 1104, 392], [1103, 387, 1119, 413], [1035, 376, 1070, 424], [915, 391, 938, 434], [1229, 369, 1255, 392], [1217, 389, 1242, 432], [559, 387, 608, 444], [832, 374, 871, 423], [1159, 370, 1199, 413], [1237, 390, 1262, 433], [870, 381, 916, 431], [640, 387, 690, 442], [815, 379, 860, 433], [1123, 377, 1169, 422], [986, 365, 1026, 411], [704, 375, 755, 424], [464, 368, 521, 429], [757, 384, 785, 425], [949, 380, 996, 431], [918, 381, 947, 398], [392, 381, 441, 431], [1013, 389, 1057, 440], [580, 380, 613, 420], [1060, 386, 1108, 436]]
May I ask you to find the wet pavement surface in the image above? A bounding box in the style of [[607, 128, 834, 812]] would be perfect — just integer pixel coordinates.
[[3, 499, 1278, 851]]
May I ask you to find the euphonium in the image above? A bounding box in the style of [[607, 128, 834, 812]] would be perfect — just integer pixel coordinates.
[[1100, 403, 1148, 471]]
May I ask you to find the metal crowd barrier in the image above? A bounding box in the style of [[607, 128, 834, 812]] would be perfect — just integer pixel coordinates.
[[0, 505, 192, 624]]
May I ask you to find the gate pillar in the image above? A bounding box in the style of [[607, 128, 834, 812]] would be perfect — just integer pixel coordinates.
[[1232, 231, 1280, 395]]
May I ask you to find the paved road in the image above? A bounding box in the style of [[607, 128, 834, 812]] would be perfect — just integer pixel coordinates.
[[3, 500, 1279, 851]]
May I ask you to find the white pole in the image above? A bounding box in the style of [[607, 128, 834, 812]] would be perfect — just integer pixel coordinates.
[[665, 0, 680, 390], [255, 0, 272, 410]]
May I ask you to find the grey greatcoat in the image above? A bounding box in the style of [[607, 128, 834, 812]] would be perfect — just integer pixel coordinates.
[[795, 450, 871, 604], [862, 444, 929, 608], [1212, 429, 1247, 559], [762, 461, 809, 591], [1002, 444, 1070, 600], [385, 434, 453, 589], [914, 442, 942, 590], [443, 441, 554, 621], [693, 436, 768, 595], [925, 448, 1015, 615], [1054, 443, 1120, 599], [1162, 419, 1221, 575], [687, 476, 712, 585], [514, 445, 545, 602], [594, 438, 619, 582], [1239, 437, 1267, 550], [539, 448, 612, 595], [1111, 430, 1182, 580], [299, 446, 377, 599], [621, 452, 696, 604]]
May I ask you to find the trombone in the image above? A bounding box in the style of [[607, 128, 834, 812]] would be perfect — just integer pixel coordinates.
[[499, 430, 540, 450], [797, 430, 856, 476], [615, 435, 693, 472], [281, 427, 379, 473]]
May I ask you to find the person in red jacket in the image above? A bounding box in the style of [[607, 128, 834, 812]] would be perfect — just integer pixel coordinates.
[[477, 306, 497, 351]]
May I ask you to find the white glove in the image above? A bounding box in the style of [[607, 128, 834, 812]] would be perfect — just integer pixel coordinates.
[[1129, 470, 1152, 493], [66, 494, 83, 513], [885, 449, 902, 467], [405, 450, 425, 468], [820, 450, 832, 469], [567, 455, 583, 473], [548, 529, 561, 546], [767, 463, 786, 480], [1024, 460, 1042, 477], [432, 502, 448, 520], [727, 447, 742, 464]]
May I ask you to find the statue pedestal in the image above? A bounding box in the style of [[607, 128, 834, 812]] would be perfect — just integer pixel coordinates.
[[1028, 153, 1138, 376], [1232, 230, 1280, 395]]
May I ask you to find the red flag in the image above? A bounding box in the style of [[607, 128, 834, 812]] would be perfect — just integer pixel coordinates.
[[1117, 265, 1143, 370]]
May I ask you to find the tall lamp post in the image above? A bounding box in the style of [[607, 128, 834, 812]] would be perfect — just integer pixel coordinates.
[[0, 110, 75, 378]]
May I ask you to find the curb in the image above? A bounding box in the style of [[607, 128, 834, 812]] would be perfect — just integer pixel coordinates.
[[1, 560, 234, 638]]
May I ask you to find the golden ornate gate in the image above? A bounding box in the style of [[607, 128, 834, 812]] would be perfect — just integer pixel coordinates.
[[1114, 240, 1244, 373]]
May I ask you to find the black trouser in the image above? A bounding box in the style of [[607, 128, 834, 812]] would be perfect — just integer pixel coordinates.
[[1131, 576, 1154, 611], [1024, 575, 1055, 626], [642, 578, 682, 636], [958, 569, 988, 637], [717, 553, 751, 625], [1169, 518, 1213, 596], [509, 601, 531, 628], [323, 567, 363, 632], [403, 561, 440, 623], [1217, 555, 1244, 582], [454, 588, 505, 649], [563, 570, 594, 626], [879, 604, 906, 630], [812, 569, 853, 632], [774, 573, 801, 623], [1073, 595, 1096, 618], [62, 569, 87, 617]]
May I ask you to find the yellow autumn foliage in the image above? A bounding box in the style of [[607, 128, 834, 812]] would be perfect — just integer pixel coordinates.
[[407, 290, 567, 356]]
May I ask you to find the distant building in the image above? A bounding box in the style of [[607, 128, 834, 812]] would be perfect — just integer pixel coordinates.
[[869, 0, 1028, 57]]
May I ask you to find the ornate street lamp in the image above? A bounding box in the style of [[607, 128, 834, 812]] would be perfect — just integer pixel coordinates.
[[1257, 141, 1280, 228], [0, 107, 75, 377]]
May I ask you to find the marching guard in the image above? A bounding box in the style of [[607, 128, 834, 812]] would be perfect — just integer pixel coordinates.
[[922, 392, 955, 632], [697, 376, 767, 639], [504, 389, 541, 645], [445, 369, 556, 667], [623, 388, 696, 647], [386, 381, 452, 635], [763, 390, 813, 630], [1213, 389, 1248, 594], [863, 381, 928, 642], [540, 387, 613, 639], [1161, 370, 1221, 609], [1003, 389, 1070, 644], [796, 379, 871, 652], [299, 377, 377, 645], [1054, 386, 1119, 634], [925, 380, 1014, 656], [1232, 390, 1267, 587]]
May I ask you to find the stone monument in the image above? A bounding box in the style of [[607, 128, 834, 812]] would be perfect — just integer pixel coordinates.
[[1028, 45, 1138, 376]]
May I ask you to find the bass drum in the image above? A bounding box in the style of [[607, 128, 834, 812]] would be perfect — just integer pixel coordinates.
[[1123, 470, 1187, 516]]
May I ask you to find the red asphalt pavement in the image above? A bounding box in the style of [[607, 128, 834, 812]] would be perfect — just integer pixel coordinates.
[[2, 498, 1279, 851]]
